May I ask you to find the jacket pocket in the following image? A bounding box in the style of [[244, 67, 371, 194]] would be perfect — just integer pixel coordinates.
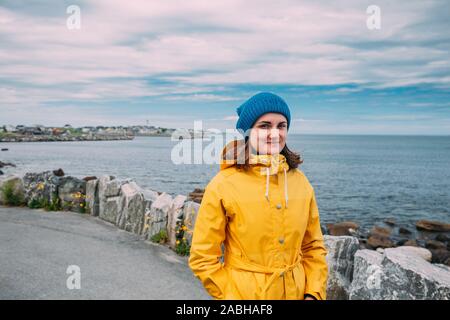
[[226, 267, 264, 299], [293, 263, 306, 299]]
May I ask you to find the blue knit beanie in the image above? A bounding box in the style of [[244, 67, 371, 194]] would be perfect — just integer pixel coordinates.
[[236, 92, 291, 135]]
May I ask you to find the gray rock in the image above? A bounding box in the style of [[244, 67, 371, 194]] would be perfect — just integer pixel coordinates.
[[349, 246, 450, 299], [349, 249, 384, 300], [143, 192, 173, 240], [101, 196, 120, 224], [98, 175, 113, 218], [116, 182, 145, 234], [324, 235, 360, 300], [142, 189, 159, 211], [86, 179, 99, 216], [22, 171, 60, 208], [58, 176, 86, 213], [167, 195, 187, 248], [182, 201, 200, 246], [389, 246, 432, 262], [98, 175, 128, 222], [104, 179, 124, 197]]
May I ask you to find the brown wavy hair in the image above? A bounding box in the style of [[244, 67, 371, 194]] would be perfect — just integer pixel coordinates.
[[222, 139, 303, 171]]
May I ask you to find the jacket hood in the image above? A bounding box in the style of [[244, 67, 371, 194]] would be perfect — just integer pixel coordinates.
[[219, 139, 291, 207]]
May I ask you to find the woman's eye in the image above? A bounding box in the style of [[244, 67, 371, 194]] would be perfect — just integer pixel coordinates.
[[259, 124, 270, 129], [278, 124, 287, 129]]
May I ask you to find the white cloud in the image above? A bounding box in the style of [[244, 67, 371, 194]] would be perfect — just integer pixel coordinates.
[[0, 0, 449, 131]]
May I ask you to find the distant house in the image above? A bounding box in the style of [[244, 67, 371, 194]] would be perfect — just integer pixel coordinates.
[[64, 124, 72, 129], [31, 126, 44, 135], [3, 125, 16, 132], [52, 128, 63, 136], [81, 126, 95, 133], [20, 126, 41, 135]]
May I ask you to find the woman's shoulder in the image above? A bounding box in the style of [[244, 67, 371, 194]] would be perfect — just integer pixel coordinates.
[[205, 166, 238, 190]]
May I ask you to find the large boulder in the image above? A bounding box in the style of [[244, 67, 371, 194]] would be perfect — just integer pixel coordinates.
[[142, 189, 159, 211], [104, 179, 124, 197], [102, 196, 121, 224], [22, 171, 60, 208], [98, 176, 132, 224], [349, 249, 384, 300], [167, 195, 187, 248], [0, 175, 25, 206], [86, 179, 99, 216], [98, 175, 113, 218], [141, 189, 160, 236], [116, 182, 145, 234], [182, 201, 200, 246], [143, 192, 173, 240], [349, 246, 450, 300], [58, 176, 86, 213], [393, 245, 432, 262], [324, 235, 360, 300]]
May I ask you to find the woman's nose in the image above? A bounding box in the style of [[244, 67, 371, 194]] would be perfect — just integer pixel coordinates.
[[269, 128, 280, 140]]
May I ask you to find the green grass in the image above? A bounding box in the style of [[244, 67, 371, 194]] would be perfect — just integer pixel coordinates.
[[46, 195, 62, 211], [0, 132, 16, 139], [28, 195, 61, 211], [1, 181, 25, 206], [150, 229, 168, 244], [66, 128, 83, 136], [175, 240, 191, 256]]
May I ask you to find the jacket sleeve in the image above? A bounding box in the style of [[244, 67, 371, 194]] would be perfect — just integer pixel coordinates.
[[188, 180, 229, 300], [301, 188, 328, 300]]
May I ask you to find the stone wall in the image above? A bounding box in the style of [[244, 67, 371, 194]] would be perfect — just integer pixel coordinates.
[[1, 171, 449, 299]]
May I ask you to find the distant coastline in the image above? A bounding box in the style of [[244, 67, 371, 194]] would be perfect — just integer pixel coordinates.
[[0, 124, 172, 142], [0, 124, 215, 142]]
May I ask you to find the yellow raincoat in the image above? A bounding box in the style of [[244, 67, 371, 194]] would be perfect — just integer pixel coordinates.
[[188, 142, 328, 300]]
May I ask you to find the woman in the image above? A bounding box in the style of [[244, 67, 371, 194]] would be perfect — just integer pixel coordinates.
[[188, 92, 328, 300]]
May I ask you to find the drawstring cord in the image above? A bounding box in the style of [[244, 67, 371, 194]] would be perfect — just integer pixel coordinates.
[[264, 166, 289, 209], [284, 167, 288, 208]]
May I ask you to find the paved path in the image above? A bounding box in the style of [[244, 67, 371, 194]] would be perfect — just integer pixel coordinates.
[[0, 205, 210, 299]]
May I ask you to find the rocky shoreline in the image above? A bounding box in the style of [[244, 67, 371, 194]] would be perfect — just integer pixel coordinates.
[[1, 169, 449, 299], [0, 160, 16, 176]]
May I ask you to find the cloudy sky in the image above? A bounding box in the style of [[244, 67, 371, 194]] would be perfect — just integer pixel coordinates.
[[1, 0, 449, 134]]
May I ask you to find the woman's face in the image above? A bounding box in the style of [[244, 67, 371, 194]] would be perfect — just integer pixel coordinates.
[[249, 113, 288, 155]]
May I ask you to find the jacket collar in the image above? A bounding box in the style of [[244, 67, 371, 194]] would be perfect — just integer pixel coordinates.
[[249, 153, 290, 208], [219, 140, 290, 208], [249, 153, 289, 176]]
